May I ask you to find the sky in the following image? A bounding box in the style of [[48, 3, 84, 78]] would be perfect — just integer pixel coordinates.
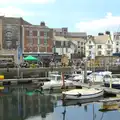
[[0, 0, 120, 35]]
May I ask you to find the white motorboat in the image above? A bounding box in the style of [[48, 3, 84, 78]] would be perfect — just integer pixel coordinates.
[[87, 71, 112, 83], [104, 74, 120, 89], [41, 74, 74, 90], [62, 88, 104, 100], [68, 70, 92, 83]]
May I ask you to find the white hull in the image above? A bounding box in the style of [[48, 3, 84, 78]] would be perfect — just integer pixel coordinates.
[[63, 96, 103, 106], [62, 88, 104, 100]]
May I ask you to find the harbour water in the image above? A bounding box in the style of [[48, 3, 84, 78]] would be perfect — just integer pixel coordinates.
[[0, 85, 120, 120]]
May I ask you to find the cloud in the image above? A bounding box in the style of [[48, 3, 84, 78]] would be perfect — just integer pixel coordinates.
[[76, 12, 120, 32], [0, 0, 55, 4], [0, 6, 38, 17]]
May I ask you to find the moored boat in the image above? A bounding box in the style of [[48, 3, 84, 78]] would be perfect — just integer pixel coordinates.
[[104, 74, 120, 89], [62, 88, 104, 100]]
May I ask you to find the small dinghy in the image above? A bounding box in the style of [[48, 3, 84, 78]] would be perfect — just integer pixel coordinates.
[[62, 88, 104, 100]]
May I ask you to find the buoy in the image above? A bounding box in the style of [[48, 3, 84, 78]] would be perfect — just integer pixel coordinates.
[[0, 75, 4, 80]]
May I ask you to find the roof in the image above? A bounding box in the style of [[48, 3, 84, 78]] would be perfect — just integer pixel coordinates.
[[53, 28, 62, 32], [53, 36, 68, 41], [23, 24, 48, 29], [68, 37, 85, 41], [93, 35, 111, 44], [68, 32, 87, 37], [4, 17, 31, 25]]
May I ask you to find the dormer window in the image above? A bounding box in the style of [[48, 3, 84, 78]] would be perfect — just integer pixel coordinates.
[[89, 41, 91, 44]]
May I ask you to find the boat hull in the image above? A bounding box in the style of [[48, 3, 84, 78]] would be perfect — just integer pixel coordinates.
[[62, 96, 103, 106], [104, 83, 120, 89], [62, 90, 104, 100]]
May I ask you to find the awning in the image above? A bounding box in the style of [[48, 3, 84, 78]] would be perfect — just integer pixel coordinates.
[[53, 36, 68, 41], [113, 53, 120, 57]]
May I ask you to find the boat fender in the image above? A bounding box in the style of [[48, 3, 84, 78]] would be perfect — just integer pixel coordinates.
[[77, 93, 81, 97]]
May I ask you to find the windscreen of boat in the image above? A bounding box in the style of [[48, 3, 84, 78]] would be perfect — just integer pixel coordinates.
[[50, 75, 61, 81], [104, 75, 111, 79], [112, 75, 120, 78]]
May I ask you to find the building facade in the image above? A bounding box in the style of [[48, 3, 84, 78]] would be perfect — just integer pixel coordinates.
[[67, 32, 87, 54], [113, 32, 120, 53], [53, 28, 87, 58], [0, 16, 31, 63], [22, 22, 53, 53], [85, 35, 113, 58]]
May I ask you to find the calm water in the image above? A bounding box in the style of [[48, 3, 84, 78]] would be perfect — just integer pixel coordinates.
[[0, 85, 120, 120]]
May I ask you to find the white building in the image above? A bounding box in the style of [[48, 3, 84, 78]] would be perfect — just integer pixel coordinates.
[[53, 35, 75, 58], [67, 32, 87, 54], [113, 32, 120, 53], [53, 28, 87, 59], [85, 35, 113, 58]]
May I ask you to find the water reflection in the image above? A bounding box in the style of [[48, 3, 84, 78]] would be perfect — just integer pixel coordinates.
[[0, 86, 120, 120], [0, 86, 55, 120]]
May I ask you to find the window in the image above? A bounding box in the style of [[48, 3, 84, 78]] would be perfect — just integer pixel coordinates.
[[26, 30, 29, 36], [89, 51, 91, 55], [44, 32, 48, 37], [107, 45, 111, 49], [40, 31, 44, 36], [89, 41, 91, 44], [78, 41, 80, 46], [29, 30, 32, 36], [116, 35, 119, 40], [81, 47, 83, 49], [81, 42, 83, 45], [98, 45, 102, 49], [116, 48, 119, 52], [98, 51, 102, 55], [107, 51, 111, 55], [33, 31, 37, 36], [89, 45, 92, 49], [116, 41, 119, 45]]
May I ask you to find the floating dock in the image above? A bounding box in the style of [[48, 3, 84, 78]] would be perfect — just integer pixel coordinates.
[[99, 97, 120, 102], [0, 77, 49, 85], [0, 67, 72, 73]]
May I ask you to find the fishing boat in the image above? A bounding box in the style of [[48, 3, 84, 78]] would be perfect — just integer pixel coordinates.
[[62, 88, 104, 100], [41, 74, 74, 90], [104, 74, 120, 89]]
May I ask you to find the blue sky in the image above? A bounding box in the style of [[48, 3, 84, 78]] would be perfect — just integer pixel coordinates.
[[0, 0, 120, 34]]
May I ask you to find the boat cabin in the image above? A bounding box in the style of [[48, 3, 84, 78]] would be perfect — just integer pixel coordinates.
[[49, 74, 62, 81]]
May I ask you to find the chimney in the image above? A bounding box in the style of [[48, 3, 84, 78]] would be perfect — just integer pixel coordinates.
[[105, 31, 110, 35], [40, 21, 45, 26], [98, 33, 104, 36]]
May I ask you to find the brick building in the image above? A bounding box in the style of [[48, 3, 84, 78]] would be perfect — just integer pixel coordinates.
[[22, 22, 53, 53]]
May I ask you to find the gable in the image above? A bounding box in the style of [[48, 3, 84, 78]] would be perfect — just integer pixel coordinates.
[[86, 39, 95, 45]]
